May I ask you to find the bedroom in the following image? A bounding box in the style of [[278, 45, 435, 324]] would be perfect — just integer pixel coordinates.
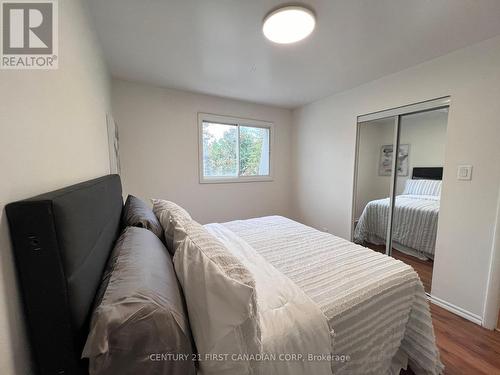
[[1, 1, 500, 374]]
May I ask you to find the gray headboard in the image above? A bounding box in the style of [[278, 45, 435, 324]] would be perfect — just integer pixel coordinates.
[[6, 175, 123, 375]]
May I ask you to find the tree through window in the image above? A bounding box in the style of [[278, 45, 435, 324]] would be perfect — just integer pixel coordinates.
[[200, 115, 271, 182]]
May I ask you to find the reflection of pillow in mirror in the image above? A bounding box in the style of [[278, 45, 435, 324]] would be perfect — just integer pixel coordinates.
[[403, 179, 441, 196]]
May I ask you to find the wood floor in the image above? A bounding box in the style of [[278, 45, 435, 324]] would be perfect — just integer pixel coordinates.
[[402, 303, 500, 374]]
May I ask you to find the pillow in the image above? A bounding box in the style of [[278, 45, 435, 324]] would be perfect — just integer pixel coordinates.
[[82, 227, 196, 375], [172, 218, 261, 375], [122, 195, 163, 238], [402, 179, 442, 196], [152, 199, 192, 254]]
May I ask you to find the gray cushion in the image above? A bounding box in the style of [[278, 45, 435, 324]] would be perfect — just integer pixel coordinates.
[[122, 195, 163, 238], [82, 227, 196, 375]]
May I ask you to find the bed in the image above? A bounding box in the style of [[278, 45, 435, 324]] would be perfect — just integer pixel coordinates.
[[354, 167, 443, 260], [6, 175, 443, 375], [213, 216, 442, 374]]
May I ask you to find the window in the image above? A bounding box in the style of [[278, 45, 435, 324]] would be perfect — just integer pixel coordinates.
[[199, 113, 272, 183]]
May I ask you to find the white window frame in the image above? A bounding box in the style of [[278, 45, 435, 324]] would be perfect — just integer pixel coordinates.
[[198, 113, 274, 184]]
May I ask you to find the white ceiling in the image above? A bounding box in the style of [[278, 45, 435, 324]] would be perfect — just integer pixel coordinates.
[[87, 0, 500, 108]]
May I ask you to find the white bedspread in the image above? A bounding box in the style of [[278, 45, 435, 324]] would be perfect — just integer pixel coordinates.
[[215, 216, 443, 375], [354, 195, 440, 258], [205, 223, 333, 375]]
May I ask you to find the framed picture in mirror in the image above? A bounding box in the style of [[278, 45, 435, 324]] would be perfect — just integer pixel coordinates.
[[378, 144, 409, 176]]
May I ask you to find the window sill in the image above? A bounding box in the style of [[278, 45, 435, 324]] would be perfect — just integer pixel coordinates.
[[199, 176, 274, 184]]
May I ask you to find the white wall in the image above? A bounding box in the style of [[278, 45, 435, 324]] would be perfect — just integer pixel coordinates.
[[292, 35, 500, 320], [112, 79, 293, 224], [397, 110, 448, 193], [355, 120, 393, 219], [0, 1, 111, 373], [483, 186, 500, 328]]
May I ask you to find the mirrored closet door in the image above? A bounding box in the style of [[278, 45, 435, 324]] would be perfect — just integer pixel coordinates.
[[353, 117, 396, 255], [353, 98, 450, 294]]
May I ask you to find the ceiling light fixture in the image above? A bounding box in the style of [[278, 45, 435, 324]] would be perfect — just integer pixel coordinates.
[[263, 5, 316, 44]]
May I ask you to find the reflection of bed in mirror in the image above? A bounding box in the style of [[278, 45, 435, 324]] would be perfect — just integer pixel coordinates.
[[354, 167, 443, 260]]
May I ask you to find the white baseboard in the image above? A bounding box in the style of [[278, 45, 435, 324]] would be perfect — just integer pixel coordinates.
[[428, 295, 483, 326]]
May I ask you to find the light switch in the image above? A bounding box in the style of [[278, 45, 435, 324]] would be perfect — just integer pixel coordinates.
[[457, 165, 472, 180]]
